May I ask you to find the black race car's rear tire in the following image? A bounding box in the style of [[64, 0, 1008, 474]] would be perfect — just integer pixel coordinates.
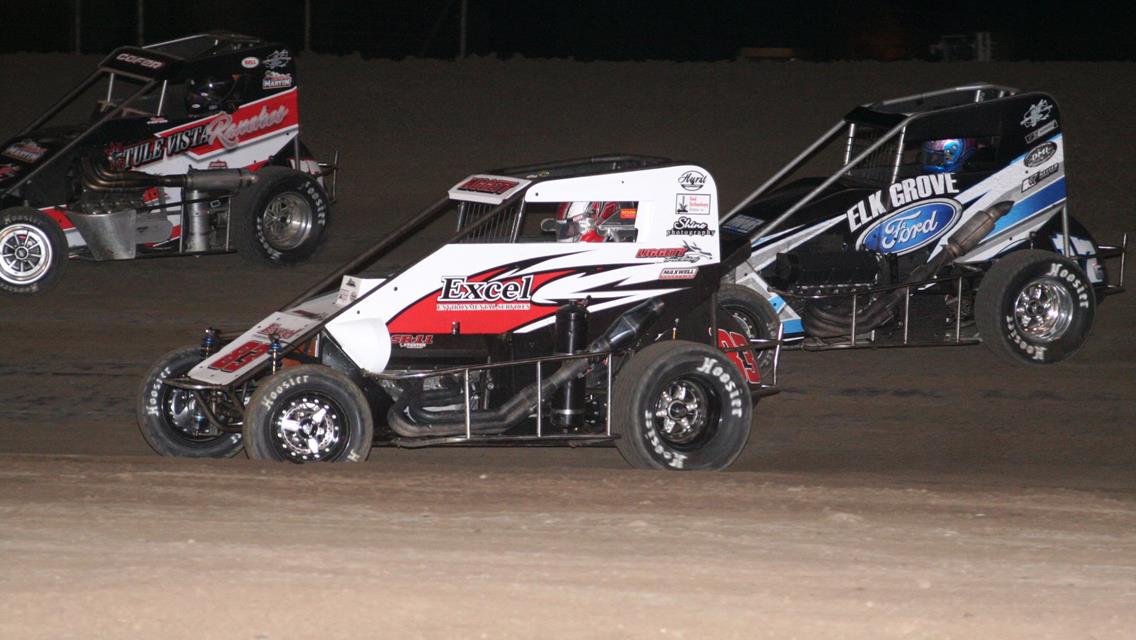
[[718, 283, 780, 380], [0, 207, 68, 295], [613, 340, 753, 471], [243, 365, 373, 463], [975, 249, 1095, 365], [137, 346, 244, 457], [232, 167, 329, 265]]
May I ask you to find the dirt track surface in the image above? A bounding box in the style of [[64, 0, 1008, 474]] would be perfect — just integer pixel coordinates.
[[2, 56, 1135, 638]]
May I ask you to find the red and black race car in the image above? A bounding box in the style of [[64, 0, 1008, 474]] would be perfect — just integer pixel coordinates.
[[0, 32, 336, 295]]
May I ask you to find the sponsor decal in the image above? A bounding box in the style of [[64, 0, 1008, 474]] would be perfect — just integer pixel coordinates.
[[678, 170, 706, 191], [2, 139, 47, 163], [1024, 141, 1057, 168], [1020, 99, 1053, 129], [208, 160, 229, 169], [391, 334, 434, 349], [108, 101, 291, 170], [241, 56, 260, 69], [0, 163, 19, 179], [437, 274, 534, 311], [636, 242, 711, 263], [1025, 120, 1059, 144], [666, 216, 715, 237], [262, 70, 293, 90], [659, 266, 697, 280], [457, 177, 519, 195], [263, 49, 292, 69], [1022, 163, 1059, 193], [207, 340, 269, 373], [722, 214, 763, 234], [857, 198, 961, 255], [115, 52, 164, 70], [256, 322, 304, 340], [619, 206, 638, 220], [846, 173, 959, 231], [146, 116, 168, 125], [676, 193, 711, 215]]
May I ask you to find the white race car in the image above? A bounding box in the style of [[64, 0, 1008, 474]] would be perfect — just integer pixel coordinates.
[[138, 156, 779, 470]]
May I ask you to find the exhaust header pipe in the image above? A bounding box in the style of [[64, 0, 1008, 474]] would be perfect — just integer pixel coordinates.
[[387, 298, 666, 438]]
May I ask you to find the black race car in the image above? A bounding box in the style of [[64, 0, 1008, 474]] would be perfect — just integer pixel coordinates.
[[721, 84, 1126, 365], [0, 32, 336, 295]]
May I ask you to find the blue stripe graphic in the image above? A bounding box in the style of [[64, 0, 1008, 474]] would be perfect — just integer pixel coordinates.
[[990, 178, 1066, 235]]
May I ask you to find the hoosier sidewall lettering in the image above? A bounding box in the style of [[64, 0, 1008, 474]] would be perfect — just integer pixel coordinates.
[[635, 351, 750, 470], [999, 259, 1094, 363]]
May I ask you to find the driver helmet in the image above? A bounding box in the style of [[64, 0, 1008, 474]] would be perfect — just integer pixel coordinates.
[[555, 202, 619, 242], [185, 76, 236, 117], [920, 138, 975, 173]]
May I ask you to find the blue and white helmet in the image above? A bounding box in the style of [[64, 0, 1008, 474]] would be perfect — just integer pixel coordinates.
[[921, 138, 975, 173]]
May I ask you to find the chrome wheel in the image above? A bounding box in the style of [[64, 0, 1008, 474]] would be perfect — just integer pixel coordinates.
[[163, 387, 219, 440], [272, 394, 346, 462], [1013, 277, 1074, 343], [653, 378, 711, 445], [261, 193, 314, 251], [0, 223, 52, 285]]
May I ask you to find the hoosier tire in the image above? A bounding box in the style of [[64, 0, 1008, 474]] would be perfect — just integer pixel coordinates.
[[231, 167, 329, 265], [0, 207, 68, 295], [718, 283, 780, 380], [243, 365, 373, 463], [613, 340, 753, 471], [975, 249, 1095, 365], [137, 346, 244, 458]]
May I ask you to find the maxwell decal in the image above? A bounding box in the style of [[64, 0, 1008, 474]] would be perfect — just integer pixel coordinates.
[[846, 173, 959, 231], [857, 198, 961, 255]]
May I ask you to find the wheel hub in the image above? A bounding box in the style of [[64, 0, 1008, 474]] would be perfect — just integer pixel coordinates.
[[653, 379, 709, 444], [274, 394, 343, 461], [262, 193, 314, 251], [0, 224, 52, 285], [1013, 278, 1074, 343], [164, 388, 217, 439]]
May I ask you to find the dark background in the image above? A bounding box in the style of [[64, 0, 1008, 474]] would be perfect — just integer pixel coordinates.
[[4, 0, 1135, 61]]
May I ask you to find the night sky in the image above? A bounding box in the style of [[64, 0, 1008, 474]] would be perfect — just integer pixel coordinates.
[[3, 0, 1134, 61]]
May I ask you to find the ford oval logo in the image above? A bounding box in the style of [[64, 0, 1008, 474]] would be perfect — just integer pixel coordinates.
[[858, 199, 961, 255], [1024, 141, 1057, 168]]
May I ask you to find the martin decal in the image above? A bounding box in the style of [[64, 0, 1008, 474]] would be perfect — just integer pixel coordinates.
[[678, 170, 707, 191], [676, 193, 711, 215], [666, 216, 715, 237], [1020, 99, 1054, 129], [846, 173, 959, 231], [262, 71, 293, 90], [1024, 142, 1058, 168], [437, 275, 534, 311], [857, 198, 961, 255]]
